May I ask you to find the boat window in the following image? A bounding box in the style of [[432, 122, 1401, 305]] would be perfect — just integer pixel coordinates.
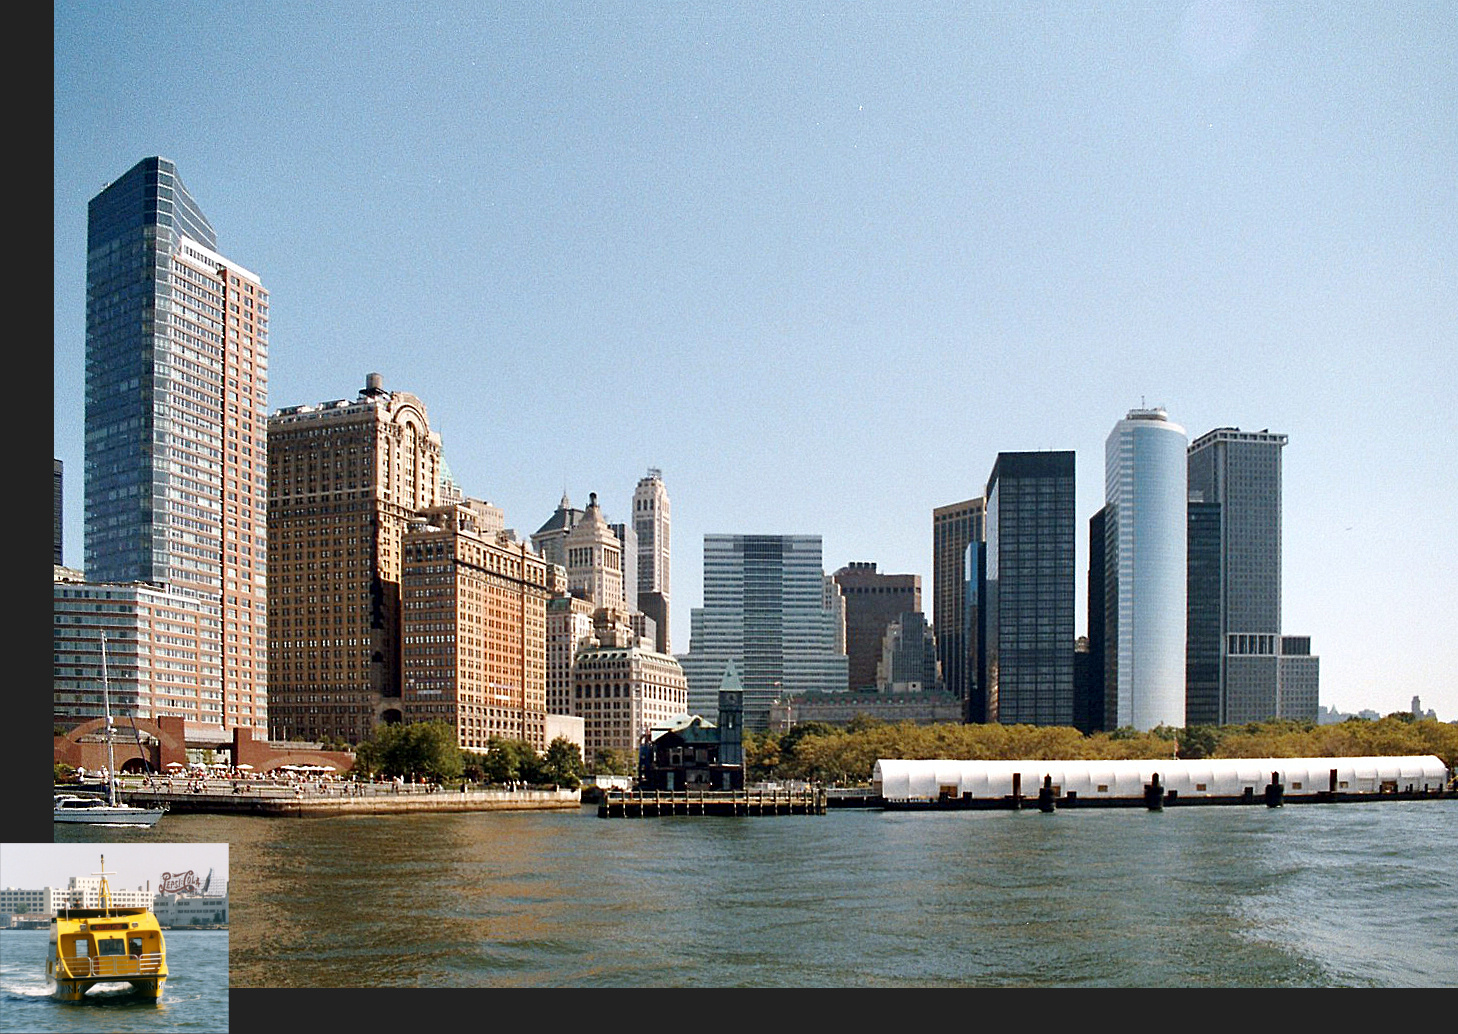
[[71, 938, 89, 957], [98, 937, 127, 956]]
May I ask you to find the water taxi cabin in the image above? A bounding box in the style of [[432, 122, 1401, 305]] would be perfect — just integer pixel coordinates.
[[873, 755, 1451, 806], [48, 856, 167, 1002]]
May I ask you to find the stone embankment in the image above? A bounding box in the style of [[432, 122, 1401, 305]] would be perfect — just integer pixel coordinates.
[[118, 785, 581, 817]]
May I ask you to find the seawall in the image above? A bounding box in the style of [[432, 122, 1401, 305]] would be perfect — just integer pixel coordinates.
[[119, 787, 581, 817]]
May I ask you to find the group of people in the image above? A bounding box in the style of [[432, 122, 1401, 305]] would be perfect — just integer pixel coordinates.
[[73, 762, 481, 798]]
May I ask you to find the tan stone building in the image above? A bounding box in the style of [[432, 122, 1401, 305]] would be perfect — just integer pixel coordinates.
[[563, 493, 625, 609], [571, 608, 688, 760], [547, 594, 596, 717], [266, 374, 445, 744], [400, 502, 552, 751]]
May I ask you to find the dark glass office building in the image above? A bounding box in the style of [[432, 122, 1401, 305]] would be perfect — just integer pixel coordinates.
[[983, 451, 1076, 726], [933, 498, 984, 710], [1081, 505, 1108, 733], [1185, 496, 1223, 726]]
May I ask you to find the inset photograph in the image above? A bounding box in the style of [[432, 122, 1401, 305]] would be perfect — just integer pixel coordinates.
[[0, 842, 228, 1032]]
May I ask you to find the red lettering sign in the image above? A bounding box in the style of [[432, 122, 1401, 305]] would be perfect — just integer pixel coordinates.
[[159, 870, 200, 895]]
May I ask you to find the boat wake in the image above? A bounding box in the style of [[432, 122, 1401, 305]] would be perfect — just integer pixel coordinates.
[[2, 980, 56, 999]]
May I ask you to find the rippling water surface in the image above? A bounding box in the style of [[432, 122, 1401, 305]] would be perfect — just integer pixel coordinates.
[[58, 800, 1458, 987], [0, 929, 229, 1032]]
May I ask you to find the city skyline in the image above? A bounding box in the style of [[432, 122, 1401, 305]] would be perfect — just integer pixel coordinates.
[[54, 5, 1458, 720]]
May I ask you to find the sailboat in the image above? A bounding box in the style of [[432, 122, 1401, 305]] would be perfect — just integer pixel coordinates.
[[54, 634, 166, 827], [47, 854, 168, 1001]]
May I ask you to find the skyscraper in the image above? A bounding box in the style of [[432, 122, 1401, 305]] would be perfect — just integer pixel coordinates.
[[679, 534, 849, 731], [401, 501, 552, 751], [983, 452, 1075, 726], [1103, 408, 1188, 731], [571, 607, 688, 761], [1186, 427, 1318, 723], [563, 493, 625, 609], [531, 494, 584, 571], [633, 469, 671, 653], [1185, 493, 1222, 726], [1082, 506, 1108, 733], [933, 498, 984, 710], [54, 459, 63, 566], [266, 374, 445, 743], [82, 156, 269, 733], [875, 612, 940, 692], [832, 562, 922, 692], [962, 537, 987, 723], [609, 520, 639, 613]]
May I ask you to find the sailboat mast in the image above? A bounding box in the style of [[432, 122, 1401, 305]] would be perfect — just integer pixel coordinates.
[[102, 633, 116, 806]]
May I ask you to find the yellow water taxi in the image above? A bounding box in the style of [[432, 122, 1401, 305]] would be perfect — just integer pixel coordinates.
[[47, 854, 167, 1002]]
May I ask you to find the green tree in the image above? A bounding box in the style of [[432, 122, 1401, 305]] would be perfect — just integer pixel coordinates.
[[743, 730, 781, 780], [541, 736, 585, 789], [460, 751, 488, 783], [352, 721, 463, 783], [481, 737, 544, 784], [589, 747, 637, 777], [54, 762, 75, 783], [1177, 725, 1222, 760]]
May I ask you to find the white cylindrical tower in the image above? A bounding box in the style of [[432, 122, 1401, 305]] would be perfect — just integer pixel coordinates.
[[1105, 407, 1188, 731]]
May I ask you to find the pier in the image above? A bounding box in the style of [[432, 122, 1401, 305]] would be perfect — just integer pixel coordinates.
[[598, 786, 827, 817]]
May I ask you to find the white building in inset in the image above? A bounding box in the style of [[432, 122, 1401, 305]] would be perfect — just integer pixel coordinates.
[[152, 891, 228, 927]]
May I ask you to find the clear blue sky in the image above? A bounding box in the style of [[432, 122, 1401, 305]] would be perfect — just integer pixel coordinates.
[[54, 3, 1457, 720], [1, 842, 228, 895]]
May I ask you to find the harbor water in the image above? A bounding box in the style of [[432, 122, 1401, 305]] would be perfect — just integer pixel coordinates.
[[55, 800, 1458, 988], [0, 929, 228, 1033]]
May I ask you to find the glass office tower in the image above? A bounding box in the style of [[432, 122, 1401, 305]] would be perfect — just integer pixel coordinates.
[[933, 498, 983, 712], [680, 534, 848, 731], [1104, 408, 1187, 731], [84, 156, 269, 732], [983, 452, 1076, 726], [1186, 427, 1318, 723]]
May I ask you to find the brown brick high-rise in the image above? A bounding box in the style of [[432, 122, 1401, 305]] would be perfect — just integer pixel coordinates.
[[267, 374, 444, 744]]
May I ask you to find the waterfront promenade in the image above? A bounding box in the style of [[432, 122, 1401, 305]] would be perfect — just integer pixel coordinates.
[[62, 777, 580, 817]]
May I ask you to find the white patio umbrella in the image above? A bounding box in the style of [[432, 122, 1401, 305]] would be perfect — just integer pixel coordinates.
[[236, 763, 254, 770]]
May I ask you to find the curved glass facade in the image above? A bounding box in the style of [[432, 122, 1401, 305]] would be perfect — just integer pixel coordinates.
[[1105, 409, 1187, 731]]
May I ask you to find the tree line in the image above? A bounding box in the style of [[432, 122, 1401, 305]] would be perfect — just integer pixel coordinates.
[[742, 714, 1458, 786], [351, 722, 592, 788]]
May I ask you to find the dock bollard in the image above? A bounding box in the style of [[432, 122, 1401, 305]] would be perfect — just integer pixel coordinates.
[[1144, 774, 1164, 811], [1037, 774, 1055, 813], [1264, 771, 1284, 808]]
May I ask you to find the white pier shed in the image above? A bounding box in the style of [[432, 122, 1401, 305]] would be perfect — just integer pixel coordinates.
[[872, 755, 1450, 802]]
